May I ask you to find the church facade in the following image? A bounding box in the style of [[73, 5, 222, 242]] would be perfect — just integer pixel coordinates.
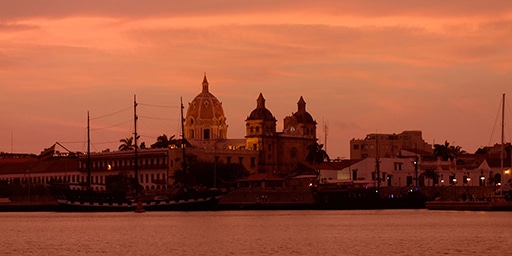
[[177, 74, 318, 178]]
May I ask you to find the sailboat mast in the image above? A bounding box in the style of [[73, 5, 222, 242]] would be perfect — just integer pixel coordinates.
[[134, 95, 139, 197], [87, 111, 91, 188], [180, 97, 187, 187], [501, 93, 505, 171], [375, 134, 380, 193]]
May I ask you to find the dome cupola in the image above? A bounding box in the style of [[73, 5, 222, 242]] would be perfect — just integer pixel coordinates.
[[184, 73, 228, 140]]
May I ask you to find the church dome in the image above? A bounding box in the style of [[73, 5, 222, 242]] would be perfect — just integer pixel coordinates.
[[186, 74, 225, 121], [246, 93, 276, 121], [292, 111, 314, 123], [184, 74, 228, 140], [293, 96, 315, 123]]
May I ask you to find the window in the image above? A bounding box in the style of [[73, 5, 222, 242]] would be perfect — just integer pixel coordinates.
[[394, 162, 402, 171], [204, 129, 210, 140], [251, 157, 256, 168], [353, 144, 359, 150]]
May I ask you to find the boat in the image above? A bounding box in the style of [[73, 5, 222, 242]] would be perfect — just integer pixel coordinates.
[[425, 197, 512, 211], [426, 94, 512, 211], [48, 96, 224, 212], [49, 183, 223, 212]]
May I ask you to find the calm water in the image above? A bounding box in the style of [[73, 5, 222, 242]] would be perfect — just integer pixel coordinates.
[[1, 210, 511, 256]]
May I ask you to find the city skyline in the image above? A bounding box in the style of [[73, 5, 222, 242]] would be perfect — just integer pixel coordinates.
[[1, 1, 512, 158]]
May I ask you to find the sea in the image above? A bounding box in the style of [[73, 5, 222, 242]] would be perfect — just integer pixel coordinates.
[[1, 210, 511, 256]]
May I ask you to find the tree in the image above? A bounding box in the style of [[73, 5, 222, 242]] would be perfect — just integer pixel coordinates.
[[118, 137, 134, 151], [433, 141, 464, 161], [172, 159, 249, 189], [105, 172, 140, 197], [151, 134, 177, 149], [306, 142, 330, 164], [422, 169, 439, 187], [449, 145, 466, 155], [475, 147, 489, 155]]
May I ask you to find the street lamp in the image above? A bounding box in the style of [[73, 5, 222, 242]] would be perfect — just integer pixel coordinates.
[[26, 169, 31, 202]]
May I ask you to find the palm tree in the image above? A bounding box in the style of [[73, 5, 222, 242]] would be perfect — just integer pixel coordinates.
[[422, 168, 439, 187], [151, 134, 177, 149], [118, 137, 135, 151], [306, 142, 330, 164], [449, 145, 466, 155], [433, 140, 462, 161]]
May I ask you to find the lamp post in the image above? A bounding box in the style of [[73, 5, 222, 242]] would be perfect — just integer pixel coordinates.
[[26, 169, 31, 202], [414, 156, 419, 189]]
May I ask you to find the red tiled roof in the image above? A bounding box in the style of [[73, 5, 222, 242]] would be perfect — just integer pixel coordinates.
[[303, 159, 363, 170], [0, 156, 78, 175]]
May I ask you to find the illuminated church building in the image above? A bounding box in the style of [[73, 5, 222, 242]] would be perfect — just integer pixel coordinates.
[[178, 74, 318, 177], [0, 74, 319, 190]]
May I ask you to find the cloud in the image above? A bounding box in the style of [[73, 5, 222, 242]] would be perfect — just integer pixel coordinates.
[[2, 1, 512, 21], [1, 1, 512, 157]]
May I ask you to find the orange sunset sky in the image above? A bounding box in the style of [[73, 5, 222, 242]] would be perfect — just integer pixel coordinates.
[[1, 1, 512, 159]]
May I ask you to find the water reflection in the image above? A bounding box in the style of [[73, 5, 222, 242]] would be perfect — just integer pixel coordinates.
[[1, 210, 511, 256]]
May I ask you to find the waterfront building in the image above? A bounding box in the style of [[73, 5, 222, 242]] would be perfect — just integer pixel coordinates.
[[176, 75, 318, 181], [78, 148, 169, 190], [244, 94, 317, 175], [350, 130, 433, 159], [316, 157, 418, 187], [316, 151, 493, 188], [0, 146, 170, 192], [477, 143, 512, 185], [0, 151, 77, 188], [0, 75, 321, 191]]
